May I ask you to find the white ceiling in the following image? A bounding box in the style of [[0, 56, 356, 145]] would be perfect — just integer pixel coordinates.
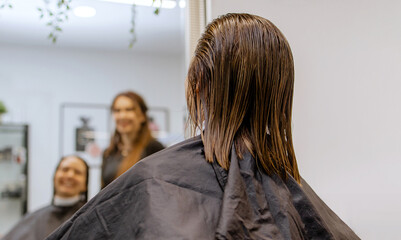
[[0, 0, 186, 54]]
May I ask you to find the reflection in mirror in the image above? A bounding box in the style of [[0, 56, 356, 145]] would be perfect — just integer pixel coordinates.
[[0, 0, 187, 235]]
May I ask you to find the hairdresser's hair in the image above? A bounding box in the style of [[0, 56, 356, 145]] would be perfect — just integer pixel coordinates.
[[53, 155, 89, 202], [186, 13, 300, 182], [103, 91, 152, 186]]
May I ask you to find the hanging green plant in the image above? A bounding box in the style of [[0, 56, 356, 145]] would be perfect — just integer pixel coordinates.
[[129, 4, 137, 48], [128, 0, 161, 48], [38, 0, 72, 43], [0, 0, 12, 9], [152, 0, 161, 15], [2, 0, 163, 47]]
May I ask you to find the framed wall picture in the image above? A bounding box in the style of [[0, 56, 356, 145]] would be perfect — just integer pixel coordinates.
[[59, 103, 110, 166]]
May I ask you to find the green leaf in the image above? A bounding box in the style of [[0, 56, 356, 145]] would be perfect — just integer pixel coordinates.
[[0, 4, 5, 9], [55, 27, 62, 32], [154, 8, 160, 15], [38, 7, 42, 12], [0, 101, 7, 114], [8, 4, 12, 9], [66, 5, 70, 10], [130, 28, 134, 33], [47, 22, 53, 26], [52, 37, 57, 43], [40, 14, 44, 19], [48, 33, 53, 39]]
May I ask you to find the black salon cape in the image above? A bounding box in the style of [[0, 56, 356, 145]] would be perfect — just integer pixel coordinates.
[[47, 136, 359, 240], [2, 201, 85, 240]]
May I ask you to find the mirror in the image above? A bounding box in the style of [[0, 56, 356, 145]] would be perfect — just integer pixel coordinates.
[[0, 0, 187, 234]]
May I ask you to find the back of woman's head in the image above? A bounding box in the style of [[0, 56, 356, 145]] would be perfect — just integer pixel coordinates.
[[186, 13, 300, 182]]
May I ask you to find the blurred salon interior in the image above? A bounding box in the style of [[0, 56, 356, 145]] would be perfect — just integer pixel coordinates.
[[0, 0, 400, 239]]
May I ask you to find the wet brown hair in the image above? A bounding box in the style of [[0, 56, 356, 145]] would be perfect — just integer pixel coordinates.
[[103, 91, 152, 186], [186, 13, 300, 182]]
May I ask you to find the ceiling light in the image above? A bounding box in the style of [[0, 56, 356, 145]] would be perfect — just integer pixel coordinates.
[[73, 6, 97, 18], [179, 0, 186, 8], [99, 0, 177, 9]]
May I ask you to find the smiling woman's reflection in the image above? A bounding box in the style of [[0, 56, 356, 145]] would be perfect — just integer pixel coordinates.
[[101, 91, 164, 188], [2, 155, 89, 240]]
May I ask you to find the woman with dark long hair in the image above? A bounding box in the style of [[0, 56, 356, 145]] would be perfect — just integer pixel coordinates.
[[3, 155, 89, 240], [101, 91, 164, 188], [47, 14, 359, 239]]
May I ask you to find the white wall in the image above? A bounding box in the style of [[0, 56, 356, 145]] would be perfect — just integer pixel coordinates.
[[0, 44, 186, 213], [210, 1, 401, 239]]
